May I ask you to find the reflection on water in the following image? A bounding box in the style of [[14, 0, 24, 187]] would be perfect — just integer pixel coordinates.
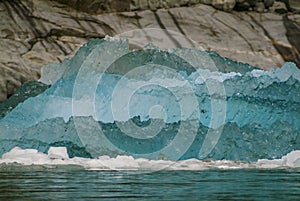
[[0, 166, 299, 200]]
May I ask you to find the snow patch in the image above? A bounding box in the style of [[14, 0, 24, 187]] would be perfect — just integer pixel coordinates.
[[1, 147, 300, 170]]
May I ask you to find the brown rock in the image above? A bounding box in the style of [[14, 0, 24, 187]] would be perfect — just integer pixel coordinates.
[[0, 0, 299, 102], [212, 0, 236, 11]]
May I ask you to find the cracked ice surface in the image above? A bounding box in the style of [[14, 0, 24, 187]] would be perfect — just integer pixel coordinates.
[[0, 37, 299, 161]]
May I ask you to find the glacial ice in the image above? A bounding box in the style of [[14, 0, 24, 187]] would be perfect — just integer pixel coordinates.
[[0, 36, 299, 162], [1, 147, 300, 170]]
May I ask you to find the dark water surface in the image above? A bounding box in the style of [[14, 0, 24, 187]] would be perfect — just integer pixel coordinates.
[[0, 166, 300, 200]]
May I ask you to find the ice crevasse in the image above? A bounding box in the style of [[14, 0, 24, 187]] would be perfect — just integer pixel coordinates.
[[0, 36, 299, 162]]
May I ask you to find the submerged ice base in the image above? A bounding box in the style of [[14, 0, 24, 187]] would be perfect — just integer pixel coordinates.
[[0, 37, 299, 162]]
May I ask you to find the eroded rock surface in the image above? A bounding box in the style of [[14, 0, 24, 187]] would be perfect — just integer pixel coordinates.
[[0, 0, 299, 101]]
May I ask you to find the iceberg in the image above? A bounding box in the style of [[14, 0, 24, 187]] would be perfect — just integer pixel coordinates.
[[0, 36, 299, 162], [1, 147, 300, 170]]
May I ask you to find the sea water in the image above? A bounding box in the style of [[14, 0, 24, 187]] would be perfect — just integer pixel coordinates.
[[0, 166, 300, 200], [0, 147, 299, 200]]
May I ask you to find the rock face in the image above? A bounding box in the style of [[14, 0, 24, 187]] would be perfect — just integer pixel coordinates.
[[289, 0, 300, 11], [0, 0, 300, 102], [212, 0, 236, 11]]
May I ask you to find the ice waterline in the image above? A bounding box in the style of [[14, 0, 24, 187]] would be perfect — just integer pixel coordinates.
[[0, 36, 299, 163], [0, 147, 300, 170]]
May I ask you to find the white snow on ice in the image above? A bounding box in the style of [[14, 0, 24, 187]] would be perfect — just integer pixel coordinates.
[[1, 147, 300, 171]]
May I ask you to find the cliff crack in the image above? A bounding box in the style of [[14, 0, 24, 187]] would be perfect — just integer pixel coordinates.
[[167, 10, 195, 48], [213, 17, 255, 52], [153, 11, 182, 48], [247, 13, 300, 67]]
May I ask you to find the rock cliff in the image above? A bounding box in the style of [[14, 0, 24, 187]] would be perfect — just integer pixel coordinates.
[[0, 0, 299, 101]]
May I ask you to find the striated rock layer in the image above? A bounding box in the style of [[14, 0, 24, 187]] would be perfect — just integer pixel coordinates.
[[0, 0, 300, 101]]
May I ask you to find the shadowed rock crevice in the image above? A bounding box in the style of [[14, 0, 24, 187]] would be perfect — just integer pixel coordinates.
[[283, 15, 300, 65], [53, 0, 131, 14], [247, 12, 300, 67], [167, 10, 196, 48], [153, 10, 183, 48], [213, 16, 255, 52]]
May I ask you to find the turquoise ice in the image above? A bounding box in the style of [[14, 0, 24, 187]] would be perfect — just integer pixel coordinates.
[[0, 37, 299, 161]]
